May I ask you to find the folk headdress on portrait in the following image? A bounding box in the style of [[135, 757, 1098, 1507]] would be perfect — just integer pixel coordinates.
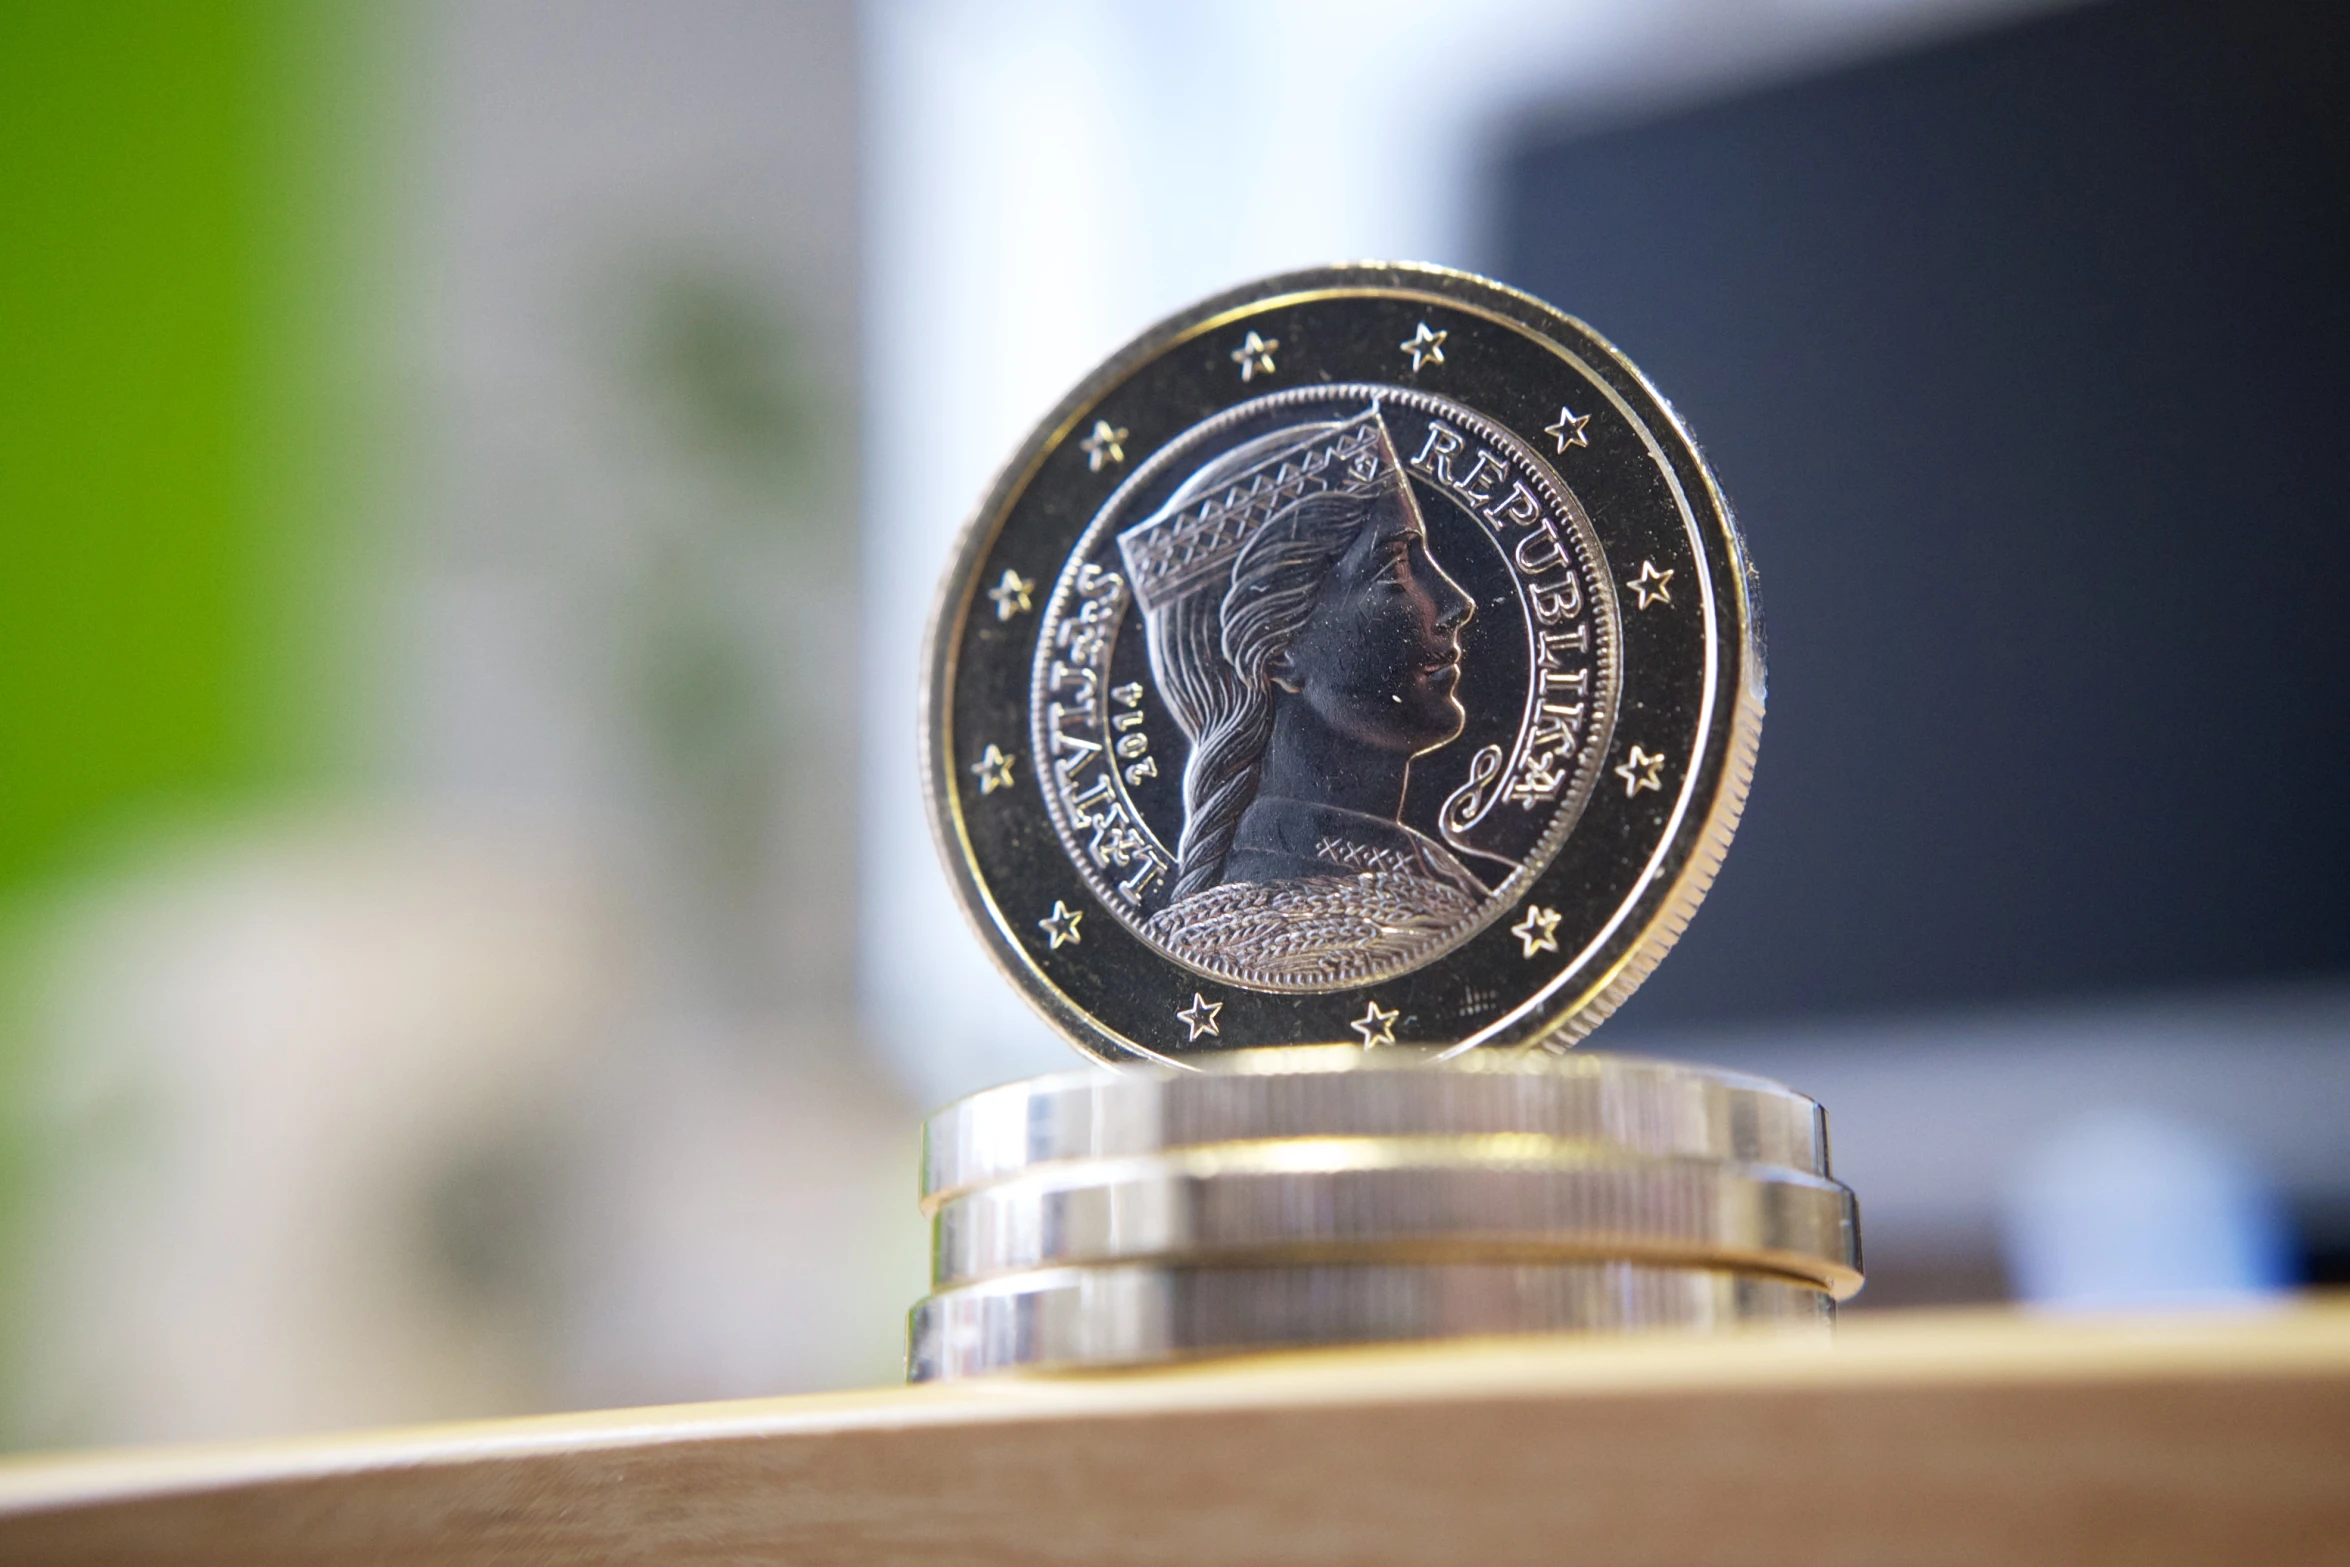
[[1115, 403, 1406, 615]]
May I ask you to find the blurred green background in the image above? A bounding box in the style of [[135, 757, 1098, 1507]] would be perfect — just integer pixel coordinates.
[[2, 2, 282, 893]]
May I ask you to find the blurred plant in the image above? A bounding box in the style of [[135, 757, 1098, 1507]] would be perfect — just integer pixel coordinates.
[[598, 258, 858, 1021], [626, 267, 824, 497]]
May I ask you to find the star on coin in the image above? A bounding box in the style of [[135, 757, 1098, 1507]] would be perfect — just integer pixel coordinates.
[[1509, 904, 1562, 958], [1544, 405, 1591, 451], [1615, 745, 1668, 797], [1078, 419, 1128, 472], [1230, 330, 1279, 382], [1175, 992, 1223, 1041], [1629, 559, 1674, 609], [1350, 999, 1400, 1049], [987, 568, 1035, 621], [1038, 900, 1083, 949], [1399, 321, 1447, 372], [970, 743, 1015, 795]]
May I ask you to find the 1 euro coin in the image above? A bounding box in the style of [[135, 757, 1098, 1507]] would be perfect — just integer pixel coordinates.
[[925, 263, 1760, 1065]]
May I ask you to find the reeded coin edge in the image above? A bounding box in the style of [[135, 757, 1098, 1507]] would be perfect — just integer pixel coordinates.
[[918, 1048, 1832, 1210], [907, 1259, 1832, 1381], [926, 1153, 1864, 1296], [920, 262, 1762, 1067]]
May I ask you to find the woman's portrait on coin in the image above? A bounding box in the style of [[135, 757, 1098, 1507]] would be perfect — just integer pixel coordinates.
[[1123, 407, 1486, 985], [1030, 386, 1622, 993]]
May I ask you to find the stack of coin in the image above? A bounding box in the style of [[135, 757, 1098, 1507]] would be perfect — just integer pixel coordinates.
[[912, 263, 1863, 1378], [910, 1047, 1860, 1379]]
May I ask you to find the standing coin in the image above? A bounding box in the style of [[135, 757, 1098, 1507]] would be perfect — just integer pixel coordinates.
[[925, 263, 1760, 1064]]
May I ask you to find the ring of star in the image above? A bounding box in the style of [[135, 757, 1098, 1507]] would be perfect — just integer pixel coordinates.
[[1614, 745, 1667, 797], [1400, 321, 1447, 372], [1629, 559, 1674, 610], [1231, 330, 1278, 382], [1544, 405, 1591, 451], [987, 568, 1035, 621], [970, 743, 1015, 795], [1079, 419, 1128, 472], [1176, 992, 1222, 1041], [1350, 999, 1400, 1049], [1509, 904, 1562, 959], [1038, 900, 1083, 949]]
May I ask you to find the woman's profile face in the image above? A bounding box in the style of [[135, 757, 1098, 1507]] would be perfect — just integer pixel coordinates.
[[1276, 484, 1473, 755]]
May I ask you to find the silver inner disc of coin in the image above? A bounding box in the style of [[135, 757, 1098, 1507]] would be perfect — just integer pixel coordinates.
[[1031, 386, 1623, 994]]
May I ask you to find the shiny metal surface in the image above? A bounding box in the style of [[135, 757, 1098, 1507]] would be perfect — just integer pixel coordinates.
[[905, 267, 1854, 1383], [924, 263, 1761, 1065], [931, 1143, 1861, 1297], [923, 1046, 1831, 1206], [909, 1260, 1830, 1380]]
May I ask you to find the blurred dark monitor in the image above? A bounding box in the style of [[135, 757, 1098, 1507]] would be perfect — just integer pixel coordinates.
[[1495, 0, 2350, 1031]]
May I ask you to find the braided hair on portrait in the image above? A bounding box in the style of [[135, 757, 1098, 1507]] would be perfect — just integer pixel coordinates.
[[1148, 490, 1379, 900]]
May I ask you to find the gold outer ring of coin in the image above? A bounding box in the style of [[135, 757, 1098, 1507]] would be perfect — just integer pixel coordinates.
[[923, 1046, 1830, 1207], [909, 1261, 1829, 1381], [929, 1143, 1862, 1297]]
